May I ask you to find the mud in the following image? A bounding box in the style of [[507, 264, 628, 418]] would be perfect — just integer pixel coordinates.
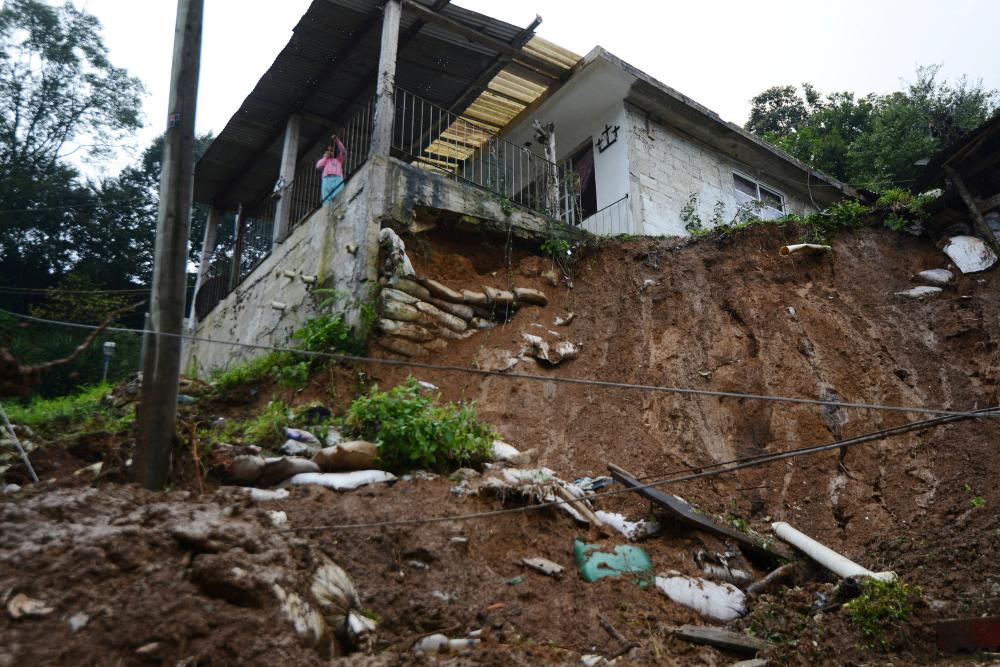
[[3, 224, 1000, 665]]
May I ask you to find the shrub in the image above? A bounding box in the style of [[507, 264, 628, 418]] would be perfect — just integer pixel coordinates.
[[291, 313, 362, 355], [345, 377, 494, 472], [239, 399, 291, 446], [211, 351, 298, 393], [844, 578, 922, 649], [5, 383, 133, 437]]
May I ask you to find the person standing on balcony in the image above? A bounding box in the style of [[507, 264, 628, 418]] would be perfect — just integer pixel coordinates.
[[316, 134, 347, 205]]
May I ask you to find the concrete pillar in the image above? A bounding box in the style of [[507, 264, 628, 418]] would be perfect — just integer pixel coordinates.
[[272, 113, 301, 245], [229, 204, 245, 292], [190, 205, 221, 325], [370, 0, 401, 159]]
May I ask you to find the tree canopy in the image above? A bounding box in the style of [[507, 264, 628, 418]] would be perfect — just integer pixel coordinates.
[[745, 66, 998, 191]]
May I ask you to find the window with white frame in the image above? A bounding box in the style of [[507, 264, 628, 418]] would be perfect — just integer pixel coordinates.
[[733, 173, 785, 220]]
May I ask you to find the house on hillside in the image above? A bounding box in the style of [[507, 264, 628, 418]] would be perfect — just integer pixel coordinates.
[[184, 0, 854, 374]]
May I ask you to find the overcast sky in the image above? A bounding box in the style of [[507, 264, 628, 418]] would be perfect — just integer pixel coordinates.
[[83, 0, 1000, 177]]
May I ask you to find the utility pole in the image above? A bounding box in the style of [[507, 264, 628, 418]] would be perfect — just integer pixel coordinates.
[[135, 0, 204, 490]]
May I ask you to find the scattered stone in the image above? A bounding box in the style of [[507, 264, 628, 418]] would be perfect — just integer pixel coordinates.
[[413, 634, 480, 654], [943, 235, 997, 273], [287, 470, 396, 491], [554, 312, 575, 326], [581, 655, 606, 666], [7, 593, 54, 619], [449, 537, 469, 546], [521, 332, 580, 365], [68, 611, 89, 632], [431, 590, 454, 602], [313, 441, 378, 472], [266, 510, 288, 527], [915, 268, 954, 285], [229, 455, 266, 484], [259, 457, 321, 487], [514, 287, 548, 306], [521, 557, 564, 578], [894, 286, 943, 298], [450, 468, 479, 482], [407, 560, 430, 571]]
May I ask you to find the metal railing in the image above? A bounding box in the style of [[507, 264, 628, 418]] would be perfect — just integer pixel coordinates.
[[578, 194, 633, 236], [390, 87, 564, 217]]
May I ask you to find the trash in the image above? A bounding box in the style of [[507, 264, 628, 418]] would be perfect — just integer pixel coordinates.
[[672, 625, 769, 656], [135, 642, 161, 656], [746, 562, 801, 596], [594, 510, 661, 540], [935, 616, 1000, 653], [779, 243, 831, 256], [2, 484, 20, 494], [7, 593, 54, 619], [573, 540, 653, 583], [416, 380, 438, 392], [599, 613, 638, 659], [287, 470, 396, 491], [245, 487, 290, 503], [694, 550, 754, 588], [915, 268, 954, 285], [259, 456, 321, 486], [521, 557, 564, 578], [413, 633, 481, 654], [521, 332, 580, 365], [72, 461, 102, 477], [284, 427, 321, 446], [655, 571, 747, 622], [407, 560, 430, 571], [572, 476, 615, 492], [310, 557, 375, 650], [266, 510, 288, 527], [431, 590, 454, 602], [507, 576, 524, 585], [312, 441, 378, 472], [68, 611, 89, 632], [610, 464, 793, 561], [554, 312, 575, 326], [177, 394, 197, 404], [490, 440, 535, 465], [944, 235, 998, 273], [480, 468, 591, 524], [894, 286, 942, 298], [581, 655, 606, 666], [771, 521, 895, 581]]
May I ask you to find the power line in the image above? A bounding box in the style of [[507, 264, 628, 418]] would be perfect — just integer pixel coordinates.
[[0, 286, 151, 295], [289, 406, 993, 532], [2, 307, 996, 420]]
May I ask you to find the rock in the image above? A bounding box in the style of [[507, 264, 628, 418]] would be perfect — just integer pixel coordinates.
[[382, 287, 418, 305], [521, 557, 564, 577], [313, 441, 379, 472], [450, 468, 479, 481], [381, 299, 420, 322], [378, 318, 437, 342], [392, 277, 431, 301], [230, 455, 266, 484], [514, 287, 548, 306], [894, 286, 943, 298], [379, 227, 415, 277], [482, 285, 516, 306], [3, 484, 21, 495], [68, 611, 89, 632], [266, 510, 288, 527], [288, 470, 397, 491], [415, 301, 467, 332], [521, 332, 580, 365], [944, 235, 998, 273], [376, 337, 430, 358], [6, 593, 54, 619], [427, 297, 475, 321], [259, 457, 321, 487], [554, 312, 575, 326], [491, 440, 535, 465], [461, 289, 489, 306], [915, 268, 955, 285], [422, 278, 465, 303]]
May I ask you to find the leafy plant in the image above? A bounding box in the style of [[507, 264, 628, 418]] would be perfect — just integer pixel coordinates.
[[876, 187, 932, 231], [345, 377, 495, 472], [240, 399, 291, 446], [680, 193, 704, 234], [5, 383, 133, 437], [844, 578, 922, 649], [541, 237, 571, 258], [291, 313, 360, 355], [211, 351, 297, 394]]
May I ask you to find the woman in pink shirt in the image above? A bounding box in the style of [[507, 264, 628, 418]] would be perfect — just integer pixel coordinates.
[[316, 135, 347, 204]]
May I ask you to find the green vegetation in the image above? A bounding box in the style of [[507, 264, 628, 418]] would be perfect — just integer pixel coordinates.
[[844, 578, 922, 649], [239, 399, 292, 446], [5, 383, 133, 437], [876, 188, 933, 232], [345, 377, 495, 472]]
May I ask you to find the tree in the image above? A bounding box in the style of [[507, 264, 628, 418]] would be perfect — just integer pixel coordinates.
[[745, 66, 998, 191]]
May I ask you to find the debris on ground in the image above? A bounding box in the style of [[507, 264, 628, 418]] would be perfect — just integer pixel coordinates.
[[573, 540, 653, 583], [520, 556, 564, 578], [655, 570, 747, 622]]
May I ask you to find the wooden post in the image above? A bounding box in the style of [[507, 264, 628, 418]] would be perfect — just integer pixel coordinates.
[[272, 113, 301, 245], [945, 165, 1000, 255], [190, 205, 221, 326], [229, 204, 245, 292], [135, 0, 204, 491], [369, 0, 402, 159]]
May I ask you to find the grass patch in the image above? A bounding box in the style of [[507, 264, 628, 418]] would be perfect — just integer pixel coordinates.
[[345, 377, 495, 472], [844, 578, 922, 649], [4, 383, 134, 438], [238, 399, 292, 447]]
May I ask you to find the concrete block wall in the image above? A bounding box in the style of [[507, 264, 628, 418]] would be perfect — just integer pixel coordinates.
[[625, 104, 816, 237]]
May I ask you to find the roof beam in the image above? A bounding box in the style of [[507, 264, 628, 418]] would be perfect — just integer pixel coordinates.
[[401, 0, 561, 80]]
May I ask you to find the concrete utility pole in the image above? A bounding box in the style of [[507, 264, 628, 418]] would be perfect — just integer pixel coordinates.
[[272, 113, 301, 245], [136, 0, 204, 491]]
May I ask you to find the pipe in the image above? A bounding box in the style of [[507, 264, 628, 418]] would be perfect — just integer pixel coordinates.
[[779, 243, 831, 256], [771, 522, 895, 582]]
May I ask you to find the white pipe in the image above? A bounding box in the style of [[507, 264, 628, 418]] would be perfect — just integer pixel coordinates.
[[771, 522, 896, 582], [779, 243, 831, 256]]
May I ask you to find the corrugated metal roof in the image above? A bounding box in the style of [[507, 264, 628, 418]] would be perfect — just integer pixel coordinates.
[[195, 0, 579, 209]]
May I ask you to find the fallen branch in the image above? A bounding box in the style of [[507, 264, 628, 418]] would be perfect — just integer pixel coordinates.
[[0, 301, 144, 398]]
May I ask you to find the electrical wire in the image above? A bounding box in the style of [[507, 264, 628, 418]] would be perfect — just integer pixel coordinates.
[[0, 285, 151, 295], [1, 307, 996, 421]]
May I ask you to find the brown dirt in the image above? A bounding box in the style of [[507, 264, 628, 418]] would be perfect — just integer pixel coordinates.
[[3, 223, 1000, 665]]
